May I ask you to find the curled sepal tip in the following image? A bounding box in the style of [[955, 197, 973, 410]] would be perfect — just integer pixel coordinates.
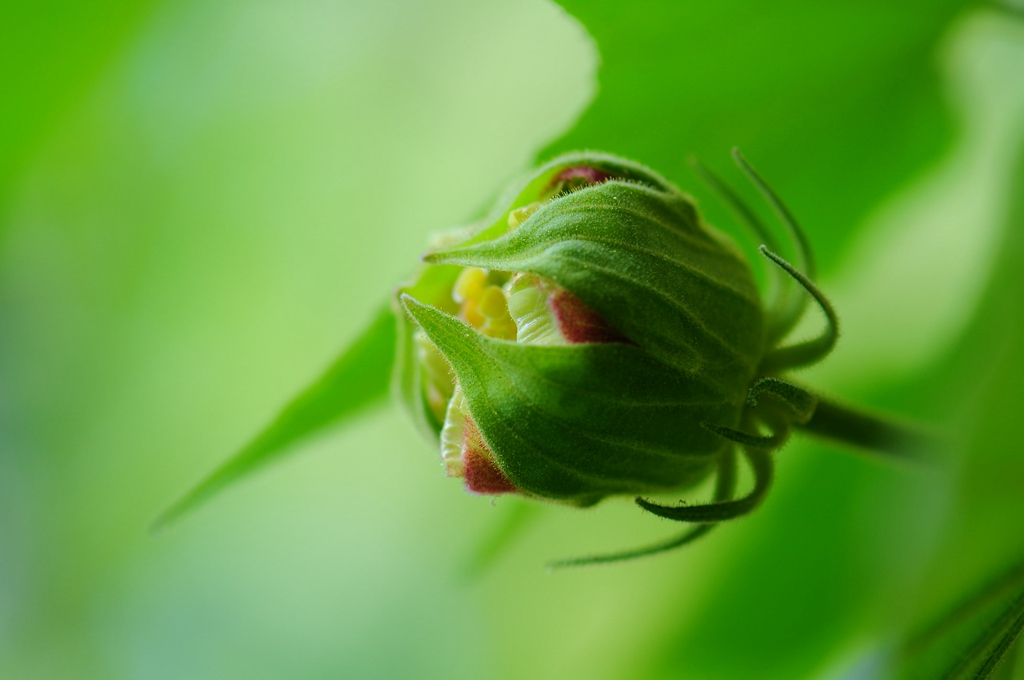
[[747, 377, 818, 425], [636, 446, 773, 523], [547, 524, 716, 570], [547, 448, 739, 569], [758, 246, 839, 374]]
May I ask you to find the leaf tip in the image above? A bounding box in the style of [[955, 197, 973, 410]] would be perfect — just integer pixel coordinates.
[[421, 246, 465, 266], [148, 506, 179, 536], [399, 292, 429, 319], [421, 251, 444, 265], [147, 474, 222, 535]]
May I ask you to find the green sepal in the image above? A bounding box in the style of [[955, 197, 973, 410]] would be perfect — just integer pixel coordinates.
[[393, 262, 462, 442], [152, 302, 397, 530], [401, 294, 738, 505], [758, 246, 838, 373], [702, 422, 787, 450], [747, 377, 817, 425], [732, 149, 817, 343], [460, 151, 680, 250], [424, 180, 765, 395]]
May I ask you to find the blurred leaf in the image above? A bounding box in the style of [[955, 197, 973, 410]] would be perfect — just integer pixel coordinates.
[[811, 13, 1024, 384], [896, 556, 1024, 680], [153, 302, 397, 529], [0, 0, 160, 223], [547, 0, 968, 271], [462, 498, 541, 579], [880, 127, 1024, 680]]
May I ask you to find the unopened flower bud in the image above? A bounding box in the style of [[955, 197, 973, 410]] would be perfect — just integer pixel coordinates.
[[395, 152, 766, 505], [162, 149, 923, 567]]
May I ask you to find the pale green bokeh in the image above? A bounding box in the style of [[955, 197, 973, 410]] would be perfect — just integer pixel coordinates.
[[2, 1, 1024, 679], [0, 1, 598, 677], [812, 11, 1024, 389]]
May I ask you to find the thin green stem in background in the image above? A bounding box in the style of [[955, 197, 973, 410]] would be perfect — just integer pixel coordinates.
[[798, 397, 939, 460]]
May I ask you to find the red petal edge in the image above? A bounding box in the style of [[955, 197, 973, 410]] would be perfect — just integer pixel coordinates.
[[553, 165, 613, 187], [549, 289, 625, 344], [462, 420, 517, 495]]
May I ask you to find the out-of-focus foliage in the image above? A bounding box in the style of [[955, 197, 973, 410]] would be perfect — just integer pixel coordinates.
[[152, 304, 396, 529], [548, 0, 968, 270], [2, 1, 1023, 679], [888, 145, 1024, 680], [896, 554, 1024, 679], [0, 2, 595, 677], [0, 0, 159, 221]]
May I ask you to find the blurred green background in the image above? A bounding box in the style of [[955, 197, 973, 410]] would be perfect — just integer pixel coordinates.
[[2, 1, 1023, 678]]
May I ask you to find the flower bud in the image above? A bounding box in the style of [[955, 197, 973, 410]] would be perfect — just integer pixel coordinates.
[[160, 148, 917, 567], [394, 152, 766, 505]]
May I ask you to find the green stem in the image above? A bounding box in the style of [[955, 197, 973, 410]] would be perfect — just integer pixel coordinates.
[[797, 397, 939, 459]]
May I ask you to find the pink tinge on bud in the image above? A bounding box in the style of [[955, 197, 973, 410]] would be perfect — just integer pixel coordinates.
[[552, 165, 613, 188], [462, 420, 517, 495], [549, 289, 625, 345]]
